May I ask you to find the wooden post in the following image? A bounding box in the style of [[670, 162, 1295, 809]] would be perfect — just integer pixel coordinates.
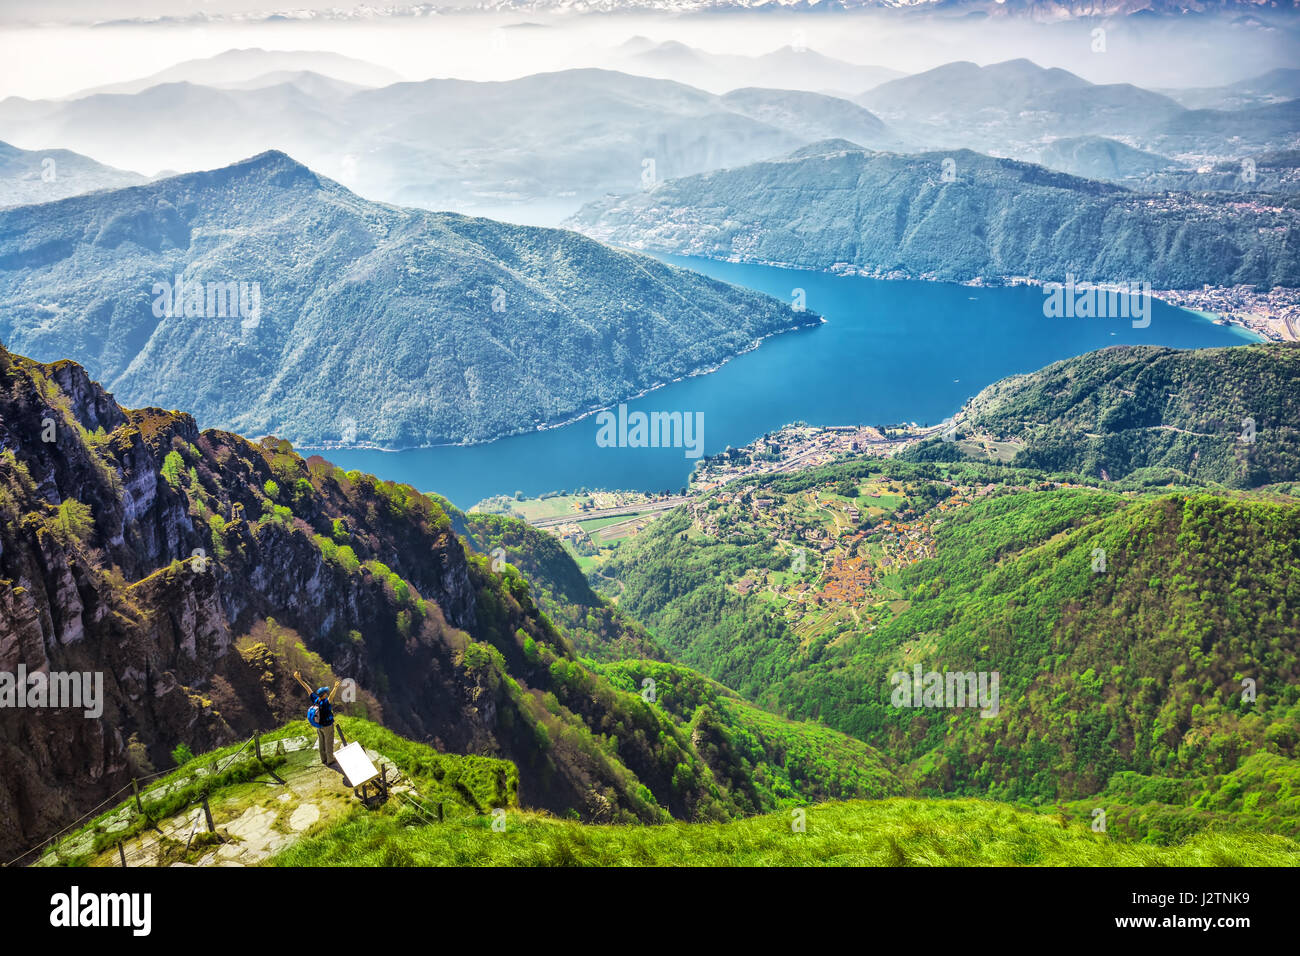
[[254, 734, 262, 761], [131, 778, 143, 815], [437, 801, 444, 823], [202, 795, 215, 833], [118, 842, 127, 867]]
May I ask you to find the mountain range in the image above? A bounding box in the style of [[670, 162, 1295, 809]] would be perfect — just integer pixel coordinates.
[[64, 48, 405, 98], [0, 68, 898, 219], [855, 58, 1299, 163], [608, 38, 903, 95], [566, 140, 1300, 288], [0, 150, 816, 448], [857, 58, 1188, 153], [4, 52, 1293, 220]]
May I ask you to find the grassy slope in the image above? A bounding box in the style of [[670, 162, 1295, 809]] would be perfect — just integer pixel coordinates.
[[43, 718, 1300, 867], [272, 797, 1300, 867], [38, 718, 516, 866]]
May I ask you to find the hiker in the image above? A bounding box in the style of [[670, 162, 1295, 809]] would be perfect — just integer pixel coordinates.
[[294, 672, 340, 765]]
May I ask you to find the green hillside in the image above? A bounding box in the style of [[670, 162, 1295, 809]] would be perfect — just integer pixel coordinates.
[[451, 506, 668, 662], [905, 342, 1300, 487], [597, 457, 1300, 816], [0, 150, 815, 448]]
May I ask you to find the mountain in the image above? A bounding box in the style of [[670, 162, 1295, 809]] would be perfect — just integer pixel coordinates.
[[565, 142, 1300, 288], [1163, 68, 1300, 111], [856, 59, 1188, 156], [0, 345, 900, 860], [65, 48, 404, 98], [302, 69, 898, 210], [905, 342, 1300, 488], [0, 81, 355, 179], [1145, 98, 1300, 155], [859, 58, 1091, 116], [614, 39, 904, 95], [0, 141, 146, 208], [1139, 149, 1300, 193], [1034, 136, 1181, 182], [0, 69, 898, 218], [212, 71, 369, 98], [719, 88, 896, 149], [0, 151, 817, 448]]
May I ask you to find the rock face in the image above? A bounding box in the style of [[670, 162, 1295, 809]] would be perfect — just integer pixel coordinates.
[[1, 347, 703, 860]]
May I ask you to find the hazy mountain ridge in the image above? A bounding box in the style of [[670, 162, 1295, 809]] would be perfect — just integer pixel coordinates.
[[611, 38, 904, 94], [0, 68, 897, 217], [0, 140, 147, 209], [855, 58, 1300, 164], [1034, 136, 1181, 182], [64, 48, 405, 98]]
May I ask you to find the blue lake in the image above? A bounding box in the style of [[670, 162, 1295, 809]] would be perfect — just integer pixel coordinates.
[[325, 255, 1258, 507]]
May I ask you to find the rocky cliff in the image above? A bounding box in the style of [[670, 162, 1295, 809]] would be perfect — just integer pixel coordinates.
[[0, 347, 744, 859]]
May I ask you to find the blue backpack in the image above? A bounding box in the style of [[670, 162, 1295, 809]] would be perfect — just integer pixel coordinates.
[[308, 688, 334, 728]]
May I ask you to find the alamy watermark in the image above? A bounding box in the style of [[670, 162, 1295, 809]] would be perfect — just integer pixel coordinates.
[[890, 664, 1000, 717], [1, 665, 103, 718], [1042, 275, 1151, 328], [152, 275, 262, 329], [595, 404, 704, 459]]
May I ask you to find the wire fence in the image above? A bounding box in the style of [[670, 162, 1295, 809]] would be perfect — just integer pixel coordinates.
[[8, 727, 431, 868], [6, 733, 264, 868]]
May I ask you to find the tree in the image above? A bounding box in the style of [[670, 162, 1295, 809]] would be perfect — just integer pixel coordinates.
[[52, 498, 94, 547], [160, 450, 184, 486]]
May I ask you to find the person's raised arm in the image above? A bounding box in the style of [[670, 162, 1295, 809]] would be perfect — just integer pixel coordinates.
[[327, 679, 341, 702], [292, 671, 314, 695]]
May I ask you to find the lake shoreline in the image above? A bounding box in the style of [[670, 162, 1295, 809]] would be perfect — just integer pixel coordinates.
[[295, 313, 825, 455], [596, 244, 1278, 344], [322, 256, 1256, 507]]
